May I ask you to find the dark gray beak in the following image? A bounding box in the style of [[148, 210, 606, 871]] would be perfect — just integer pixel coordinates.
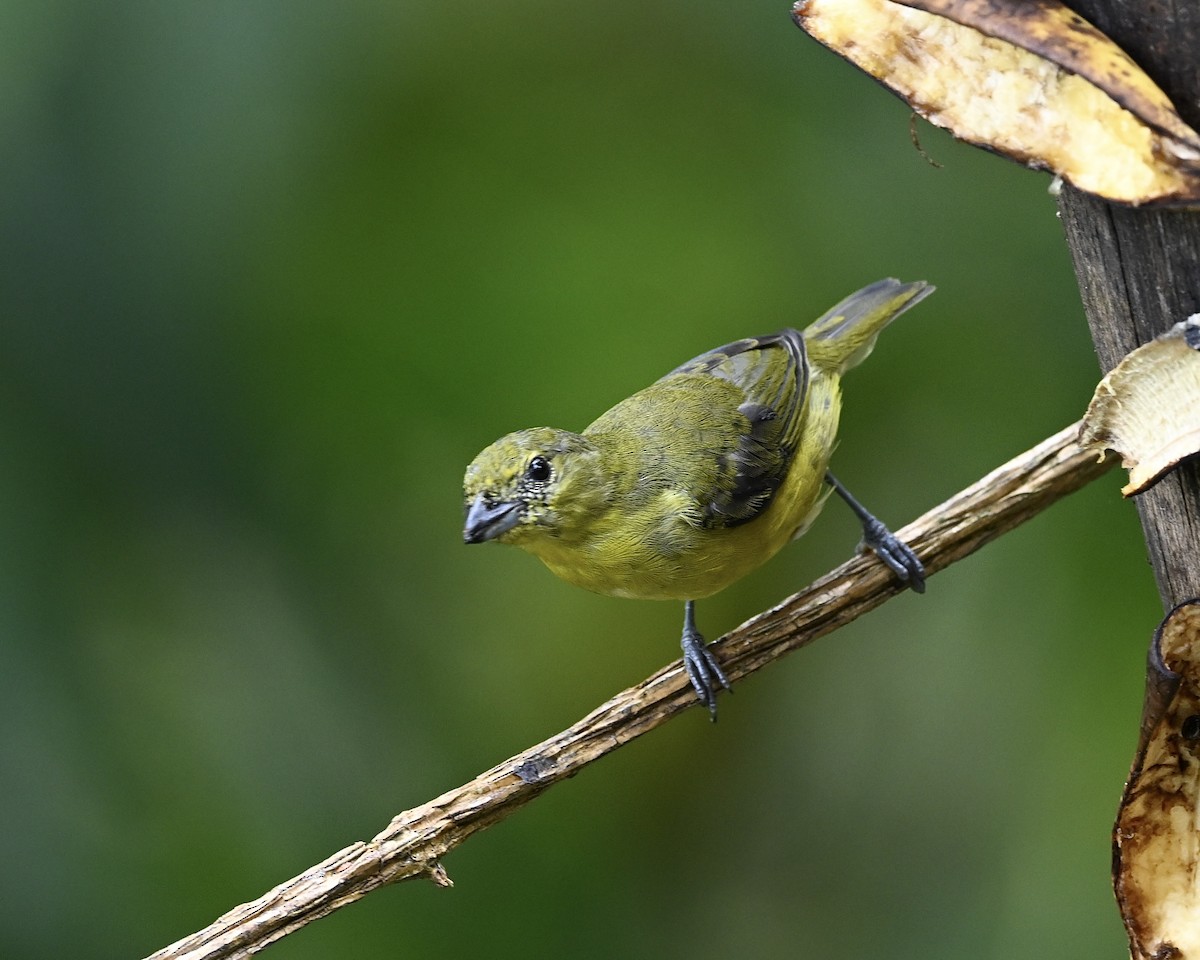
[[463, 495, 523, 544]]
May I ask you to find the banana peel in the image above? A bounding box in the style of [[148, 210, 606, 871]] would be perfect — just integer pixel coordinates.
[[1116, 601, 1200, 960], [792, 0, 1200, 206], [1079, 316, 1200, 496]]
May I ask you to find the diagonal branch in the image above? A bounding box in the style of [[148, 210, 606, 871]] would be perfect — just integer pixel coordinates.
[[146, 421, 1114, 960]]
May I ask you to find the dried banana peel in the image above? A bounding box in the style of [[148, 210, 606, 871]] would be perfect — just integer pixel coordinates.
[[1116, 601, 1200, 960], [1080, 316, 1200, 496], [792, 0, 1200, 205]]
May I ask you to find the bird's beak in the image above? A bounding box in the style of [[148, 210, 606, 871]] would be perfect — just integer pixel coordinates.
[[463, 495, 523, 544]]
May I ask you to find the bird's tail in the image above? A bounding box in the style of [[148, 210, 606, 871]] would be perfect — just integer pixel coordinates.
[[803, 278, 933, 376]]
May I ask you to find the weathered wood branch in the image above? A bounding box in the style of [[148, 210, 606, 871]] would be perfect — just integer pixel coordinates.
[[1054, 7, 1200, 957], [1059, 0, 1200, 609], [145, 421, 1114, 960]]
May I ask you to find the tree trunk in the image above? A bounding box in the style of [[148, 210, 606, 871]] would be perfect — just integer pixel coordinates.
[[1057, 0, 1200, 608]]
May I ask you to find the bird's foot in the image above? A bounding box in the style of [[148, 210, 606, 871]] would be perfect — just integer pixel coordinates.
[[681, 628, 731, 721], [825, 472, 926, 594], [860, 516, 925, 594]]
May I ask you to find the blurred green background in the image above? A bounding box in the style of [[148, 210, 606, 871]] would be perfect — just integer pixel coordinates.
[[1, 1, 1160, 957]]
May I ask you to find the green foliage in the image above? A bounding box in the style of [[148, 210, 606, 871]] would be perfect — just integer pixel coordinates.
[[0, 1, 1149, 957]]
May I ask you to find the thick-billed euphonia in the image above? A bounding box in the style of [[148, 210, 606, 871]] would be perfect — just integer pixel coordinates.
[[463, 278, 931, 717]]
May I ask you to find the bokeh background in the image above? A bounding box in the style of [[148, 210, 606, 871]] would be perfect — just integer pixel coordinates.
[[1, 1, 1162, 957]]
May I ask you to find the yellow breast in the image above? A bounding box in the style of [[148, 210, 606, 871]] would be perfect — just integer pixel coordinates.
[[528, 376, 842, 601]]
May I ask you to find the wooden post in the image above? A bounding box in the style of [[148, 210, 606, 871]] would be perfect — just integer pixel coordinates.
[[1057, 0, 1200, 608]]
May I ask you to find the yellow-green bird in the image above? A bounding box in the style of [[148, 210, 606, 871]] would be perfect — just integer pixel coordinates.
[[464, 278, 931, 718]]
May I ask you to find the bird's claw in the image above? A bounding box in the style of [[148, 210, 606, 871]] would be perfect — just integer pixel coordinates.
[[860, 517, 925, 594], [681, 629, 731, 721]]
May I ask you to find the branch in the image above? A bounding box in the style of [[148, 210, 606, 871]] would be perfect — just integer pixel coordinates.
[[147, 421, 1114, 960]]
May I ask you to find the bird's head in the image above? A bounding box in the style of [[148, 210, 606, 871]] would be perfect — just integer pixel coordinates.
[[463, 428, 606, 547]]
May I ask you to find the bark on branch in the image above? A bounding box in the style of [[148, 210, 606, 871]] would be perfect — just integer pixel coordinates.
[[146, 421, 1114, 960]]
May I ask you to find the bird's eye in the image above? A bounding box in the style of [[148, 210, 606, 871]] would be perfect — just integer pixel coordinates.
[[526, 455, 551, 483]]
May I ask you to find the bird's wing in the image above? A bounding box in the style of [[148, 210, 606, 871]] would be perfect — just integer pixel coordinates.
[[664, 329, 809, 528]]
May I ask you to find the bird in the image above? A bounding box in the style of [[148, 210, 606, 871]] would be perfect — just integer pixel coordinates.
[[463, 278, 931, 718]]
